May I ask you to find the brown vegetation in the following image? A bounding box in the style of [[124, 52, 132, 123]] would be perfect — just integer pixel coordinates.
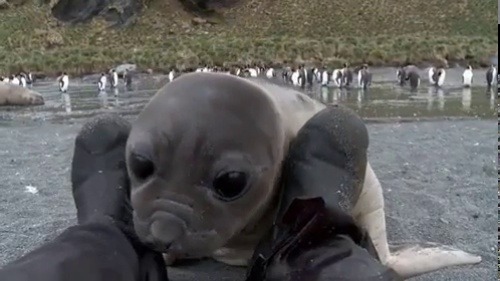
[[0, 0, 497, 76]]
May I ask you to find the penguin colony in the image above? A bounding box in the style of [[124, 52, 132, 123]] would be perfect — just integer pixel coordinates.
[[1, 64, 497, 93]]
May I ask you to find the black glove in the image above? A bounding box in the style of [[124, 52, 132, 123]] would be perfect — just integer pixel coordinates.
[[246, 105, 402, 281], [0, 114, 168, 281]]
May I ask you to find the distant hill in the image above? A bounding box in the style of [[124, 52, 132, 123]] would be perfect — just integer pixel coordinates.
[[0, 0, 497, 76]]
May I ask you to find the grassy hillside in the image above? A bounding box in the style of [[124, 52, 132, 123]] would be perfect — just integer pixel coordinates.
[[0, 0, 497, 76]]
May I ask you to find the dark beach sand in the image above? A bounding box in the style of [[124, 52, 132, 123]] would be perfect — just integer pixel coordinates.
[[0, 118, 496, 280]]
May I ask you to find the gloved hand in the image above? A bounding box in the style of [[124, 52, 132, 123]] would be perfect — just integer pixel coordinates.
[[246, 105, 403, 281], [0, 114, 168, 281], [71, 113, 168, 281]]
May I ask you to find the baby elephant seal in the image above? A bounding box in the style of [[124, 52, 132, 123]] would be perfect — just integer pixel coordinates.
[[127, 72, 481, 279]]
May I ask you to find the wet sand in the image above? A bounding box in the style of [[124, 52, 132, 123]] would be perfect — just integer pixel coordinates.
[[0, 69, 497, 280]]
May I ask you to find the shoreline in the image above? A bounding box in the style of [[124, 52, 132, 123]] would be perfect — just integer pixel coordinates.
[[7, 64, 498, 81]]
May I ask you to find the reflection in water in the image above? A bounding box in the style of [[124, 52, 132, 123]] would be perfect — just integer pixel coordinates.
[[332, 88, 340, 102], [339, 89, 349, 101], [426, 87, 434, 111], [489, 88, 495, 110], [356, 89, 364, 109], [113, 88, 120, 108], [461, 88, 472, 112], [436, 88, 445, 111], [98, 91, 109, 109], [4, 79, 496, 124], [61, 93, 72, 113], [320, 87, 329, 103]]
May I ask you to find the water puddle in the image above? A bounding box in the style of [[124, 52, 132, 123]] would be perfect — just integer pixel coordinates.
[[0, 67, 496, 126]]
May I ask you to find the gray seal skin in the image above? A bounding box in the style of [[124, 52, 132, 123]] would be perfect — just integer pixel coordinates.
[[127, 72, 481, 279], [0, 83, 44, 106]]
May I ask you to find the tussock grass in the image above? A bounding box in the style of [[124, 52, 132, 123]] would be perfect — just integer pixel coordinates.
[[0, 0, 497, 76]]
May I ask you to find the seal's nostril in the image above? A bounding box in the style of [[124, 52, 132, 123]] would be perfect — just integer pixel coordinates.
[[130, 152, 155, 181]]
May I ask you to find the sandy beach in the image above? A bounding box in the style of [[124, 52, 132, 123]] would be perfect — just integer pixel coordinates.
[[0, 118, 495, 280]]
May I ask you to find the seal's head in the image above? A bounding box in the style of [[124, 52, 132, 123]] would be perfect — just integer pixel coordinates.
[[127, 72, 286, 260]]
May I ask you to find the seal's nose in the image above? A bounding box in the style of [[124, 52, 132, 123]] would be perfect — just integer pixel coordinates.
[[150, 212, 186, 245]]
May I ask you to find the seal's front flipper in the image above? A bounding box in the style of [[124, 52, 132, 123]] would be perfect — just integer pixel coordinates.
[[387, 242, 482, 279]]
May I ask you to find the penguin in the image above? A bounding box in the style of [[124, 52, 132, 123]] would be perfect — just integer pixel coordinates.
[[59, 72, 69, 93], [321, 68, 329, 86], [11, 75, 20, 85], [429, 67, 446, 87], [486, 64, 497, 88], [98, 73, 107, 91], [435, 68, 446, 87], [110, 69, 119, 88], [397, 68, 406, 86], [305, 67, 315, 87], [313, 68, 321, 83], [341, 63, 353, 87], [1, 76, 9, 83], [26, 72, 34, 87], [168, 69, 175, 82], [123, 69, 132, 90], [265, 68, 276, 79], [19, 73, 27, 88], [358, 64, 372, 90], [291, 68, 300, 86], [399, 65, 420, 90], [298, 65, 307, 89], [428, 67, 437, 85], [247, 67, 258, 78], [331, 69, 342, 87], [195, 68, 203, 72], [462, 65, 473, 88], [282, 67, 291, 83], [357, 68, 363, 86]]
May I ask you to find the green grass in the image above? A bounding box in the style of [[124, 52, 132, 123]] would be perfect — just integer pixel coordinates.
[[0, 0, 497, 76]]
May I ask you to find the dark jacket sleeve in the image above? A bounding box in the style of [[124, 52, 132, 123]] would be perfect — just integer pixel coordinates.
[[0, 219, 167, 281]]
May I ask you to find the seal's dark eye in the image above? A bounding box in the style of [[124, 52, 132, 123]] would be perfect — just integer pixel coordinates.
[[212, 171, 248, 201], [129, 153, 155, 181]]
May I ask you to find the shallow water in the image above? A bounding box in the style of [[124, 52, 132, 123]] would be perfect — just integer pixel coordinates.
[[0, 68, 496, 281], [0, 67, 496, 124]]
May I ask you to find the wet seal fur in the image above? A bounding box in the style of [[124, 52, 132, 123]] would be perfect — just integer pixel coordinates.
[[0, 83, 44, 106], [127, 72, 482, 279]]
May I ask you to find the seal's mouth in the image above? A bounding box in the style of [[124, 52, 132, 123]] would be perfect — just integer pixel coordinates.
[[133, 210, 187, 251], [134, 212, 223, 257], [132, 199, 225, 256]]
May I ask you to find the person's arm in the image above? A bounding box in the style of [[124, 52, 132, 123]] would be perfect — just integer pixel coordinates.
[[0, 114, 168, 281], [0, 218, 146, 281]]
